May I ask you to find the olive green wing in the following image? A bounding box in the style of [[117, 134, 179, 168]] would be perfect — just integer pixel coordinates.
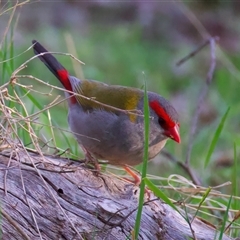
[[72, 79, 143, 121]]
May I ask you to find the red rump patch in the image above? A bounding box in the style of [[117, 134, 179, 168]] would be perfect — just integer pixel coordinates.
[[57, 69, 73, 92], [57, 69, 77, 104], [149, 100, 175, 128]]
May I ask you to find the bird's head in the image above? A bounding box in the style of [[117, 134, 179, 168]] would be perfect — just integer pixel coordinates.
[[149, 98, 180, 143]]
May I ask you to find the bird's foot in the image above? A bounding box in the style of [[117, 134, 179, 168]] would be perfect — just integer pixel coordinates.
[[123, 166, 141, 185], [123, 165, 151, 198]]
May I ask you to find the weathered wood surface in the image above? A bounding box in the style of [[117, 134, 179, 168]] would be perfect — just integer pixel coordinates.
[[0, 150, 234, 240]]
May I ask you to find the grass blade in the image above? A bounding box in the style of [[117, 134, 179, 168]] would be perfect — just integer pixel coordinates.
[[204, 107, 230, 168], [192, 187, 211, 221], [217, 195, 232, 240], [232, 143, 238, 207], [134, 76, 149, 239], [144, 178, 180, 214]]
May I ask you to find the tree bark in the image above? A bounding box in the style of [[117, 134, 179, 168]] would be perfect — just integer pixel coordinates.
[[0, 150, 234, 240]]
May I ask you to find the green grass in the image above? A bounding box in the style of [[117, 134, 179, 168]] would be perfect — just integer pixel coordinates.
[[134, 76, 150, 239], [204, 107, 231, 168]]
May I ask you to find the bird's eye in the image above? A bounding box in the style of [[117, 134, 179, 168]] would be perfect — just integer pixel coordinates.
[[158, 117, 167, 127]]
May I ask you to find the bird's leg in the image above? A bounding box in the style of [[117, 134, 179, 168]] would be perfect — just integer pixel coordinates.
[[123, 165, 141, 185], [82, 147, 100, 173]]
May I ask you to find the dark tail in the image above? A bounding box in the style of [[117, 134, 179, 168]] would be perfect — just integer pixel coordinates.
[[32, 40, 67, 80], [32, 40, 73, 93]]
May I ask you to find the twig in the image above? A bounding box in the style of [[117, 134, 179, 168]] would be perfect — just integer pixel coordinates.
[[170, 36, 219, 188], [179, 37, 219, 168], [176, 39, 211, 66], [161, 150, 201, 185]]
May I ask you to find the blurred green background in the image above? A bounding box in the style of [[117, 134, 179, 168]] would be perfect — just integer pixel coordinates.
[[1, 1, 240, 196]]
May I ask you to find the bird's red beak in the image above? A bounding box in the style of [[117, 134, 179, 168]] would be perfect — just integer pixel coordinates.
[[164, 124, 181, 143]]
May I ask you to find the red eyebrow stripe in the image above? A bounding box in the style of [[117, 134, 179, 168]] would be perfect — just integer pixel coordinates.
[[149, 100, 175, 128]]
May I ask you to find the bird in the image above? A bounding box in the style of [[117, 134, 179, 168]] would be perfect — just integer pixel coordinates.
[[32, 40, 180, 184]]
